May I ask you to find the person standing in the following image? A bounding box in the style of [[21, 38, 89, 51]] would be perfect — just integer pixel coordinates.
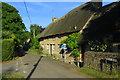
[[61, 43, 67, 62]]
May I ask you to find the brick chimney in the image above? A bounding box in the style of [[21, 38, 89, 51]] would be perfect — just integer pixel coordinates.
[[52, 17, 58, 22]]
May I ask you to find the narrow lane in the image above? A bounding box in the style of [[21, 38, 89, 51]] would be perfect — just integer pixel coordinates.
[[30, 56, 85, 78], [2, 53, 88, 79]]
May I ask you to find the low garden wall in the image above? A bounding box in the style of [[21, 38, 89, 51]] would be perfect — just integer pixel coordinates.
[[84, 51, 120, 74]]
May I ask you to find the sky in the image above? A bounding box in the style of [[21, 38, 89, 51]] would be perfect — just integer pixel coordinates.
[[6, 2, 114, 31]]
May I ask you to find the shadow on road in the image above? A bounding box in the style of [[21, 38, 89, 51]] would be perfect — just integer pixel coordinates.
[[26, 56, 43, 80]]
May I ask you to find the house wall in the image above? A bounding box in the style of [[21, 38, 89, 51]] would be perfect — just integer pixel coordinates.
[[40, 35, 68, 58]]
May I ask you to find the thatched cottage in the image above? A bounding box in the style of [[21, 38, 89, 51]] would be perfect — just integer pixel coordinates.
[[38, 2, 102, 60]]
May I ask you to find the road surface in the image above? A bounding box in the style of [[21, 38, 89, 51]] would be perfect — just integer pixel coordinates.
[[2, 53, 88, 79]]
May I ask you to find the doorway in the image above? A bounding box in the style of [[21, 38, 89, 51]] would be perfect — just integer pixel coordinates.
[[50, 44, 52, 56]]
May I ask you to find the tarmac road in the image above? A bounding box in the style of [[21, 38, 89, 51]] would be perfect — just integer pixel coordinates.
[[2, 53, 88, 79]]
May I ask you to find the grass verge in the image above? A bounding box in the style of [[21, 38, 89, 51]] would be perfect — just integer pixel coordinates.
[[77, 66, 119, 80], [28, 48, 43, 55], [2, 74, 25, 80]]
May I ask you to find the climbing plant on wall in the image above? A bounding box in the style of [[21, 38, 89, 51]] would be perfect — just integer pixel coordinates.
[[61, 32, 81, 57]]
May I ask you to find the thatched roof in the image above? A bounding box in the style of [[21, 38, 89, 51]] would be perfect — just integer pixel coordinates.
[[39, 2, 102, 38], [78, 2, 120, 44]]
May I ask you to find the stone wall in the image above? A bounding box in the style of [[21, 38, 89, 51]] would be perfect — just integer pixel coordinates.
[[84, 51, 120, 74], [40, 34, 68, 55]]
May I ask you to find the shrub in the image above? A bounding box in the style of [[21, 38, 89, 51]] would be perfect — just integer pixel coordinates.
[[71, 49, 81, 57], [61, 33, 81, 57], [2, 39, 15, 62], [88, 40, 109, 52], [61, 33, 80, 50], [30, 36, 39, 49], [33, 37, 39, 49]]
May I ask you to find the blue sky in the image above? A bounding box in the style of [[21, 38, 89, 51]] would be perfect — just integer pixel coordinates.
[[7, 2, 112, 31]]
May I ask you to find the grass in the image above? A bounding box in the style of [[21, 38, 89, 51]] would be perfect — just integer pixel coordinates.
[[77, 66, 119, 80], [28, 47, 43, 55], [2, 74, 25, 80]]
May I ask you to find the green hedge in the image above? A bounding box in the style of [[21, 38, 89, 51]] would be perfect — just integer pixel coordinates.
[[2, 39, 15, 62]]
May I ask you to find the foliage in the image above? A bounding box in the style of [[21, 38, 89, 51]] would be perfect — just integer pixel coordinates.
[[71, 49, 81, 57], [30, 24, 45, 39], [61, 33, 80, 50], [61, 33, 81, 56], [29, 24, 45, 49], [29, 34, 41, 49], [23, 32, 31, 51], [2, 74, 25, 80], [31, 36, 39, 49], [77, 66, 119, 79], [2, 2, 28, 46], [2, 2, 26, 32], [88, 40, 109, 52], [2, 30, 16, 39], [2, 39, 15, 62], [28, 47, 43, 55], [1, 2, 31, 61], [18, 31, 31, 46]]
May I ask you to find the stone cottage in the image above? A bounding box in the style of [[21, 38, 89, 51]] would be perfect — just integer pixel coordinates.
[[38, 2, 102, 61]]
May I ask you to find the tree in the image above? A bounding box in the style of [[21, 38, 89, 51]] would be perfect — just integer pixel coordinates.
[[30, 24, 45, 39], [2, 2, 26, 32], [2, 2, 27, 46], [30, 24, 45, 49]]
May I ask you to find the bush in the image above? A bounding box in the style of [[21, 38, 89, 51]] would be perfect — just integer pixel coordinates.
[[2, 39, 15, 62], [30, 37, 39, 49], [71, 49, 81, 57], [88, 40, 109, 52], [61, 33, 81, 57], [61, 33, 80, 50]]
